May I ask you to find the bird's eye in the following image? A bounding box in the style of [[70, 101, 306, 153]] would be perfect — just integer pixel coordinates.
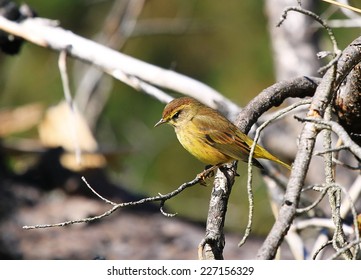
[[172, 110, 181, 120]]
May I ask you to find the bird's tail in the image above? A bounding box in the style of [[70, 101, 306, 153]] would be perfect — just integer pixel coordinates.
[[254, 144, 291, 170]]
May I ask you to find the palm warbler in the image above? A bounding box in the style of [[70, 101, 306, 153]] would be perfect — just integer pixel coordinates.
[[155, 97, 291, 170]]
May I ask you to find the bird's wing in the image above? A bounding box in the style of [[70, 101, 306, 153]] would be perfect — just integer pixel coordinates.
[[192, 114, 258, 164]]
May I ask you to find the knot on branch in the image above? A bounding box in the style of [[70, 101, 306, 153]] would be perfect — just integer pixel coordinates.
[[0, 0, 36, 54]]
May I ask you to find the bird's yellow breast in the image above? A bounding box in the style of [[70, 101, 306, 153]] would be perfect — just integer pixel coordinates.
[[174, 124, 232, 165]]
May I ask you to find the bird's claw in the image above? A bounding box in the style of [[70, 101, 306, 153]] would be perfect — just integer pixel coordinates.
[[196, 166, 217, 185]]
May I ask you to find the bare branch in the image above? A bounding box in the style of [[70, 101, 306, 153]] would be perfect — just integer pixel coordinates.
[[257, 20, 361, 259], [329, 239, 361, 260], [75, 0, 146, 127], [239, 99, 312, 248], [340, 175, 361, 218], [322, 0, 361, 16], [256, 5, 354, 259], [23, 173, 203, 230], [58, 48, 82, 166], [236, 76, 320, 133], [0, 16, 240, 118], [294, 217, 353, 235], [296, 185, 328, 214], [199, 163, 238, 260], [81, 176, 117, 206], [277, 6, 339, 54], [296, 117, 361, 160]]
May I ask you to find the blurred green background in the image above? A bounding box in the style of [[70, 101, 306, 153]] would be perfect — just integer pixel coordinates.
[[0, 0, 359, 235]]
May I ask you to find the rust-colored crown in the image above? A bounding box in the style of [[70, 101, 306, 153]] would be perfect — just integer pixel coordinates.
[[162, 97, 201, 118]]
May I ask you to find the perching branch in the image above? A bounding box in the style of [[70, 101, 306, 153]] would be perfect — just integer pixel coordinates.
[[198, 163, 238, 260]]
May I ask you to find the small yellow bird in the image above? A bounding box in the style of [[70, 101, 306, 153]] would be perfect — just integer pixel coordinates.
[[155, 97, 291, 170]]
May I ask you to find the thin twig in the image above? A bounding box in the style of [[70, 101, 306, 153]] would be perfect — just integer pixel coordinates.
[[159, 199, 177, 217], [58, 47, 82, 166], [277, 5, 341, 74], [59, 47, 74, 108], [332, 158, 361, 170], [311, 233, 330, 260], [329, 239, 361, 260], [81, 176, 117, 206], [305, 183, 360, 259], [313, 145, 350, 156], [340, 175, 361, 218], [296, 185, 329, 214], [296, 117, 361, 160], [338, 184, 360, 257], [322, 0, 361, 15], [239, 99, 311, 247], [277, 6, 339, 53], [111, 70, 173, 104], [294, 218, 353, 235], [312, 240, 333, 260], [23, 172, 204, 229], [321, 102, 351, 258]]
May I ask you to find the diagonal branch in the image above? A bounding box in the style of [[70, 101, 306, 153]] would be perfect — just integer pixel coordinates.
[[0, 16, 240, 118]]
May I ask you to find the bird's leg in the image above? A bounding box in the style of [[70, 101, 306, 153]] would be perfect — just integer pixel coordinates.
[[197, 165, 218, 185]]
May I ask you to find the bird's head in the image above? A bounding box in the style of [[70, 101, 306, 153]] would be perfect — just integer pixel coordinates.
[[154, 97, 200, 128]]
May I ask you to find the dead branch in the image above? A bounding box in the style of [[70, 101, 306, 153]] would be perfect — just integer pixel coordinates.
[[0, 15, 240, 119], [257, 28, 361, 261], [23, 174, 203, 230]]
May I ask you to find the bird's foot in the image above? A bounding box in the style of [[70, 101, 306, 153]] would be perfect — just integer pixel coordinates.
[[196, 165, 218, 185]]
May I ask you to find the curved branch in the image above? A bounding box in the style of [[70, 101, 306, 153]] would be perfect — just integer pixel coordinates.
[[236, 76, 320, 133]]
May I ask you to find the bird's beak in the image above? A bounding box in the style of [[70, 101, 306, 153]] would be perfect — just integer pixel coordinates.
[[154, 118, 166, 127]]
